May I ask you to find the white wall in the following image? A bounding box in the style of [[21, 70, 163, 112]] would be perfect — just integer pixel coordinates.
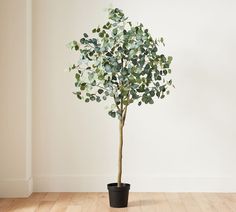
[[32, 0, 236, 192], [0, 0, 32, 197]]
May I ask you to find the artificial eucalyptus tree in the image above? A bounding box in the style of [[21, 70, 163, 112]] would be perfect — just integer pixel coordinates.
[[68, 8, 173, 188]]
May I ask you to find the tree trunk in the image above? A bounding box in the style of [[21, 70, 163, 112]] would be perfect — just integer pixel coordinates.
[[117, 118, 123, 187]]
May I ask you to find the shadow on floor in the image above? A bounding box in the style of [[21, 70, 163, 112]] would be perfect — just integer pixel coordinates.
[[128, 199, 156, 207]]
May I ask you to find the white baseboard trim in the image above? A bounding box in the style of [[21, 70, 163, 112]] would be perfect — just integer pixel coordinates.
[[0, 177, 33, 197], [33, 175, 236, 192]]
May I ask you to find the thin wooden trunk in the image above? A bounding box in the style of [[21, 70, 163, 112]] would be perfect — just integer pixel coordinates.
[[117, 119, 123, 187]]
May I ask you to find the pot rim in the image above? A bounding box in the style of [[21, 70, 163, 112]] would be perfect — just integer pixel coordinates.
[[107, 183, 130, 191]]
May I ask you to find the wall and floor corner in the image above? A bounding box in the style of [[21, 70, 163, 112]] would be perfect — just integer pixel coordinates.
[[1, 0, 236, 197], [0, 0, 32, 197]]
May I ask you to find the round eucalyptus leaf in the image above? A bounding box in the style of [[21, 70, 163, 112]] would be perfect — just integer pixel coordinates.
[[98, 89, 104, 94]]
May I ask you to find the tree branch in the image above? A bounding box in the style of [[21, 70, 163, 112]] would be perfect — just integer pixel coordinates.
[[122, 93, 129, 126], [113, 95, 120, 111]]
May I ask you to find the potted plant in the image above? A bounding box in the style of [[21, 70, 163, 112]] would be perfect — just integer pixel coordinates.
[[68, 8, 173, 208]]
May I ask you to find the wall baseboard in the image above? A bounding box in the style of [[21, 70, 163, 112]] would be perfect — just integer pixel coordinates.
[[0, 177, 33, 198], [1, 175, 235, 197], [33, 175, 236, 192]]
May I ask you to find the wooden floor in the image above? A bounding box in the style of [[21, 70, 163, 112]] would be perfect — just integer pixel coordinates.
[[1, 192, 236, 212]]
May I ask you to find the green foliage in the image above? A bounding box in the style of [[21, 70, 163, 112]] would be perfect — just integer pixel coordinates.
[[68, 8, 173, 119]]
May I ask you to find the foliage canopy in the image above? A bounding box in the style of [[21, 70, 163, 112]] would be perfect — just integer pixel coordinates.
[[68, 8, 173, 120]]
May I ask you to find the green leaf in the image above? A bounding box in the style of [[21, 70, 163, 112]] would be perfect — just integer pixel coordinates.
[[105, 64, 112, 72], [131, 59, 137, 65], [167, 56, 173, 64], [80, 83, 86, 90], [75, 92, 82, 99], [108, 111, 116, 118], [75, 73, 80, 81], [99, 32, 104, 38], [149, 98, 154, 104], [160, 94, 165, 99], [96, 96, 101, 102], [80, 38, 86, 44], [90, 96, 95, 101], [150, 90, 155, 97], [137, 84, 145, 93], [88, 72, 94, 81], [112, 28, 118, 35], [161, 86, 166, 92], [152, 46, 157, 53], [98, 89, 104, 94], [91, 80, 96, 86], [72, 40, 78, 45]]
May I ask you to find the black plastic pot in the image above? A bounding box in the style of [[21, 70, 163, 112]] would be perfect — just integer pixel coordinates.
[[107, 183, 130, 208]]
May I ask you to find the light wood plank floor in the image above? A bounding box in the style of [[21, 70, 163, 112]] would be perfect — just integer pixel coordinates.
[[1, 192, 236, 212]]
